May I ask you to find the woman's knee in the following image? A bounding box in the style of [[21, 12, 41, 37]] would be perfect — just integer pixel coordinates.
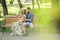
[[22, 23, 26, 28]]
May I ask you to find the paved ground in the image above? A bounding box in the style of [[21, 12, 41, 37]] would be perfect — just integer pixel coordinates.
[[0, 32, 60, 40]]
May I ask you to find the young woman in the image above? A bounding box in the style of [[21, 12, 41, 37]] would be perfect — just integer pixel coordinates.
[[10, 9, 26, 36], [18, 9, 26, 24]]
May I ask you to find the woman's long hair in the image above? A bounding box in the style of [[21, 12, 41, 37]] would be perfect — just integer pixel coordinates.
[[21, 9, 26, 15]]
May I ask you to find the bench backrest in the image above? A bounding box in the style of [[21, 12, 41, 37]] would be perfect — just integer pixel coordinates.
[[4, 15, 18, 27], [4, 15, 40, 27]]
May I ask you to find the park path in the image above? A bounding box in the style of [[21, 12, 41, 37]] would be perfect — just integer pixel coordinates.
[[0, 32, 60, 40]]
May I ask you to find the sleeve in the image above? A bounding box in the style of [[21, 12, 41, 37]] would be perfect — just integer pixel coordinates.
[[30, 14, 34, 21]]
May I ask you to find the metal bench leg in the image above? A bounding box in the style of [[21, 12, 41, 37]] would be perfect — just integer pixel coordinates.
[[2, 27, 6, 35]]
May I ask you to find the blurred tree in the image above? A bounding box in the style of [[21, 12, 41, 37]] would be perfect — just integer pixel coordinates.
[[1, 0, 8, 15], [0, 0, 1, 17], [0, 12, 1, 18], [36, 0, 40, 9], [32, 0, 34, 9], [52, 0, 59, 21], [52, 0, 59, 33], [40, 0, 42, 4], [52, 0, 59, 11], [0, 0, 1, 4], [17, 0, 23, 9], [9, 0, 14, 4]]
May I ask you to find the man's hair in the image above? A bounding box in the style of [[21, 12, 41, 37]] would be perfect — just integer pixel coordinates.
[[27, 7, 31, 9]]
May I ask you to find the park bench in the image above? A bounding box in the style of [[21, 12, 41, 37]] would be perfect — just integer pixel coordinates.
[[2, 15, 40, 34], [2, 15, 18, 34]]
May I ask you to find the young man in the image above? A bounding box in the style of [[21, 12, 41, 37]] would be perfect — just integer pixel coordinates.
[[22, 7, 34, 34]]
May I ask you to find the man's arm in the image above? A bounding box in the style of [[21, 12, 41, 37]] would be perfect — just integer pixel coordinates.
[[26, 14, 34, 22]]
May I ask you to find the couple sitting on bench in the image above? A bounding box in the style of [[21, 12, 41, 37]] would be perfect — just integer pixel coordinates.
[[10, 7, 34, 36]]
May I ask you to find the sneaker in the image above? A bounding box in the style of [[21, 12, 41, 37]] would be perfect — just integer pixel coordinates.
[[10, 33, 14, 36], [29, 33, 31, 35]]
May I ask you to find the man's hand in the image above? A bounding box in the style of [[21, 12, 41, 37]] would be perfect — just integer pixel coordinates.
[[26, 19, 31, 21]]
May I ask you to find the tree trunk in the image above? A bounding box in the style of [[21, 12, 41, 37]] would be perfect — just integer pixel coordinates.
[[0, 12, 1, 18], [0, 0, 1, 4], [1, 0, 8, 15], [36, 0, 40, 9], [32, 0, 34, 9], [17, 0, 23, 9]]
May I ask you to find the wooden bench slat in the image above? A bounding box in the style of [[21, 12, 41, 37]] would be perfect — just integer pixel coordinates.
[[3, 15, 19, 27], [4, 23, 12, 27]]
